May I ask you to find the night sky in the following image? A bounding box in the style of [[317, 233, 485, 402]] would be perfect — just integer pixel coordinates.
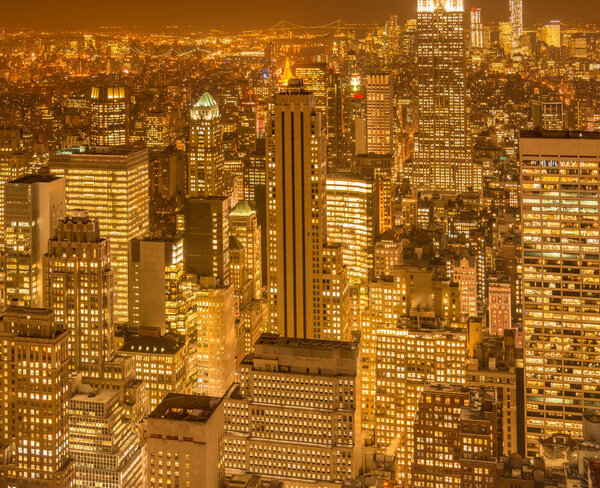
[[0, 0, 598, 31]]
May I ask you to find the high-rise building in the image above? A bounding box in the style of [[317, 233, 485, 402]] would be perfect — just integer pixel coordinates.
[[412, 385, 498, 488], [0, 151, 30, 250], [541, 20, 561, 48], [44, 214, 114, 378], [488, 276, 512, 336], [90, 85, 129, 146], [413, 0, 472, 192], [467, 331, 524, 457], [189, 92, 225, 197], [184, 196, 230, 287], [223, 334, 361, 485], [69, 386, 145, 488], [509, 0, 523, 50], [196, 284, 237, 397], [120, 329, 189, 410], [532, 100, 565, 131], [365, 74, 394, 155], [50, 146, 150, 322], [266, 82, 326, 338], [326, 174, 375, 285], [453, 252, 479, 321], [0, 306, 75, 487], [128, 236, 185, 330], [230, 201, 262, 301], [145, 111, 170, 150], [147, 393, 227, 488], [4, 174, 65, 307], [520, 130, 600, 456], [470, 8, 484, 49], [374, 318, 467, 483]]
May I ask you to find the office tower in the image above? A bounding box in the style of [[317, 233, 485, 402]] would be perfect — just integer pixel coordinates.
[[498, 22, 514, 54], [147, 393, 227, 488], [145, 111, 170, 150], [50, 146, 150, 322], [189, 92, 225, 197], [373, 230, 402, 278], [69, 387, 145, 488], [470, 8, 484, 49], [223, 334, 360, 484], [128, 236, 186, 331], [326, 174, 375, 285], [488, 276, 512, 336], [541, 21, 561, 48], [361, 266, 461, 439], [412, 385, 498, 488], [4, 174, 65, 307], [467, 331, 524, 457], [520, 131, 600, 456], [354, 154, 397, 236], [510, 0, 523, 50], [44, 214, 114, 377], [90, 85, 129, 146], [196, 285, 237, 396], [230, 201, 262, 301], [413, 0, 472, 193], [0, 306, 75, 487], [184, 197, 230, 287], [120, 330, 188, 410], [243, 146, 266, 204], [0, 152, 30, 249], [238, 99, 258, 156], [453, 252, 479, 321], [532, 100, 565, 131], [266, 82, 326, 338], [365, 74, 394, 155], [320, 244, 351, 341], [374, 318, 467, 483]]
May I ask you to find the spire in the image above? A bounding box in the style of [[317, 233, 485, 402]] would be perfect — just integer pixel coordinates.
[[280, 59, 295, 87]]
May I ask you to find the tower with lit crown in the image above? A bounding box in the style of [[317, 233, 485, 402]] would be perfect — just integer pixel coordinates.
[[90, 85, 129, 146], [189, 92, 225, 197], [413, 0, 472, 193]]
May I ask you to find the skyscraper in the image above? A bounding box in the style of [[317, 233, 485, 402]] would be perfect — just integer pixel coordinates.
[[90, 85, 129, 146], [0, 151, 30, 251], [69, 387, 145, 488], [184, 196, 230, 287], [50, 146, 150, 322], [128, 236, 185, 330], [223, 334, 361, 485], [365, 73, 394, 155], [147, 393, 227, 488], [189, 92, 225, 197], [230, 201, 262, 301], [520, 130, 600, 456], [326, 174, 375, 285], [4, 174, 65, 307], [196, 285, 237, 397], [266, 82, 326, 338], [413, 0, 472, 193], [44, 214, 114, 378], [470, 8, 484, 49], [510, 0, 523, 50], [541, 21, 562, 48], [0, 306, 75, 487]]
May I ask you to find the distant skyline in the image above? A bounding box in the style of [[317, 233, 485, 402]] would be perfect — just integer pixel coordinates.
[[0, 0, 597, 31]]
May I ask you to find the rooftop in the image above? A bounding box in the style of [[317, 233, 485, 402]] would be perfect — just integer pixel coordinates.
[[230, 200, 255, 217], [54, 145, 142, 156], [194, 91, 217, 108], [10, 174, 62, 184], [520, 129, 600, 140], [149, 393, 222, 423], [120, 331, 185, 355], [254, 333, 358, 352]]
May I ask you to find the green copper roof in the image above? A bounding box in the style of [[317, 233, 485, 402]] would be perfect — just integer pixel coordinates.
[[231, 201, 255, 217], [195, 92, 217, 108]]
